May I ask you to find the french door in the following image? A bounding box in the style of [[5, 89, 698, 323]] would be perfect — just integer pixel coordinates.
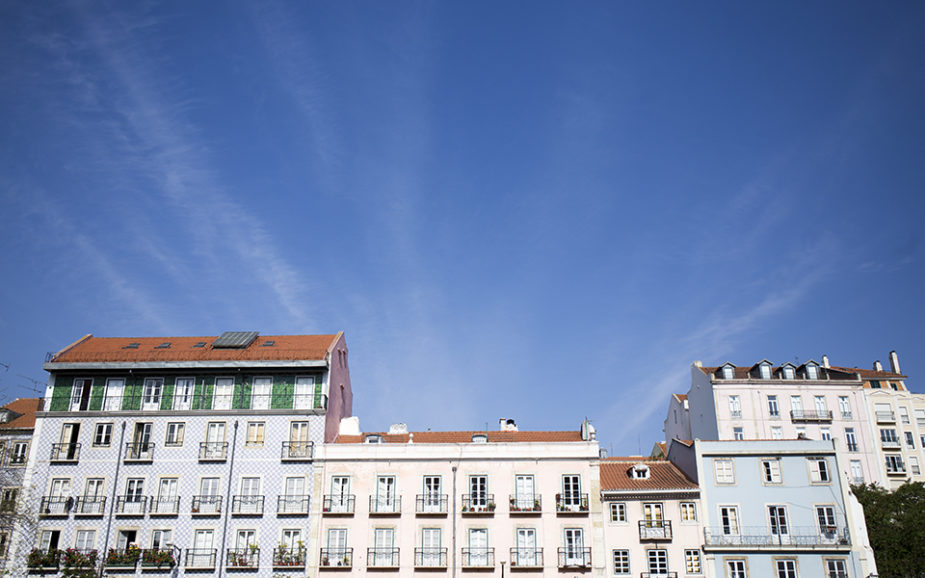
[[294, 376, 314, 409], [142, 378, 163, 410], [516, 528, 537, 566], [214, 377, 233, 410], [252, 377, 272, 409]]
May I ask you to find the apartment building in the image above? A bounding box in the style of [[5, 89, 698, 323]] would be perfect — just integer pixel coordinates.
[[663, 352, 920, 487], [21, 331, 351, 577], [315, 418, 603, 576], [669, 440, 876, 578], [0, 398, 41, 573], [600, 458, 703, 578]]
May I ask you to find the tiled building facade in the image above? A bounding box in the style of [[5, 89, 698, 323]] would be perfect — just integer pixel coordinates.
[[0, 398, 41, 574]]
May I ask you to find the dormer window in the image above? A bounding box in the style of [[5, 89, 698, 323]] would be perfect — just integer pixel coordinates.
[[472, 434, 488, 444], [759, 364, 771, 379], [154, 342, 171, 349], [806, 365, 819, 379], [782, 366, 795, 379], [722, 365, 735, 379], [631, 464, 650, 479], [365, 434, 383, 444]]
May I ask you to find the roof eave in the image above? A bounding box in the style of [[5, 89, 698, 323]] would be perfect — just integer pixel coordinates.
[[44, 359, 329, 371]]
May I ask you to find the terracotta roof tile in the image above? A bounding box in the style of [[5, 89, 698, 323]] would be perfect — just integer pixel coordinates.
[[829, 365, 907, 380], [600, 459, 697, 491], [336, 430, 584, 444], [49, 334, 339, 363], [673, 394, 688, 402], [700, 364, 880, 380], [0, 398, 42, 430]]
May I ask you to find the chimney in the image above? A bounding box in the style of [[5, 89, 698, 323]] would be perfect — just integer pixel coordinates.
[[888, 350, 900, 374], [339, 416, 361, 436], [692, 360, 702, 368], [874, 360, 883, 372], [821, 354, 830, 368], [389, 423, 408, 435], [499, 418, 518, 432]]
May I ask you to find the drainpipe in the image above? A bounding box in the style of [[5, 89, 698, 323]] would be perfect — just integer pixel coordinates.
[[99, 421, 127, 578], [451, 466, 457, 578], [217, 421, 239, 578]]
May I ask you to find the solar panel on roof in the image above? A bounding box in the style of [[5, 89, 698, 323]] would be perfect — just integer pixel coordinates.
[[212, 331, 259, 349]]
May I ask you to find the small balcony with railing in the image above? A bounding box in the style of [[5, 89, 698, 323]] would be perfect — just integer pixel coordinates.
[[322, 495, 355, 515], [277, 495, 310, 516], [641, 573, 678, 578], [876, 411, 896, 424], [26, 548, 60, 572], [85, 391, 329, 413], [124, 442, 154, 462], [881, 438, 902, 450], [461, 494, 496, 515], [226, 548, 259, 570], [319, 548, 352, 570], [115, 496, 148, 516], [369, 495, 401, 516], [185, 549, 216, 570], [50, 443, 80, 464], [231, 495, 264, 516], [415, 494, 448, 516], [149, 495, 180, 516], [841, 411, 853, 420], [74, 496, 106, 516], [105, 546, 141, 571], [639, 520, 673, 541], [39, 496, 70, 517], [140, 546, 179, 570], [272, 547, 306, 569], [199, 442, 228, 461], [281, 441, 314, 461], [790, 409, 833, 422], [557, 548, 592, 569], [509, 548, 543, 570], [414, 548, 447, 569], [509, 495, 542, 515], [556, 493, 589, 515], [367, 548, 399, 569], [191, 495, 222, 516], [886, 460, 907, 476], [461, 548, 494, 569], [703, 526, 851, 550]]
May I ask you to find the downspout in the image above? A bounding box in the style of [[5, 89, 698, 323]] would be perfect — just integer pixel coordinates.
[[217, 421, 239, 578], [99, 421, 127, 578], [451, 465, 457, 578]]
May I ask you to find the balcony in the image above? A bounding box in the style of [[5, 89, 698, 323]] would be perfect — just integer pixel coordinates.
[[140, 547, 179, 570], [277, 494, 310, 515], [703, 526, 851, 549], [26, 548, 60, 572], [509, 548, 543, 569], [461, 494, 496, 515], [790, 410, 833, 422], [281, 441, 314, 461], [39, 496, 70, 517], [416, 494, 448, 515], [74, 496, 106, 516], [881, 439, 902, 450], [199, 442, 228, 461], [105, 547, 141, 570], [149, 496, 180, 516], [557, 548, 592, 569], [369, 495, 401, 516], [232, 495, 264, 516], [414, 548, 447, 569], [556, 493, 589, 515], [191, 495, 222, 516], [185, 549, 216, 570], [639, 520, 673, 541], [87, 391, 329, 412], [226, 548, 259, 570], [319, 548, 352, 569], [461, 548, 494, 569], [50, 443, 80, 463], [842, 411, 853, 420], [876, 411, 896, 424], [115, 496, 148, 516], [367, 548, 399, 569], [273, 547, 306, 569], [641, 573, 678, 578], [509, 495, 542, 515], [124, 442, 154, 462], [322, 495, 355, 515], [886, 463, 907, 476]]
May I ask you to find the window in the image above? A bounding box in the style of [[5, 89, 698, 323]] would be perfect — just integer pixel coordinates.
[[795, 426, 806, 439], [850, 461, 864, 484], [513, 475, 535, 510], [190, 530, 214, 567], [631, 465, 649, 479], [0, 488, 19, 512], [809, 458, 830, 483], [727, 559, 747, 577], [870, 380, 881, 389], [613, 550, 630, 574], [423, 476, 442, 513], [330, 476, 351, 512], [468, 528, 489, 566], [759, 364, 771, 379], [104, 378, 125, 411], [94, 423, 113, 446], [885, 455, 905, 473], [472, 434, 487, 443], [514, 528, 536, 566], [610, 502, 626, 522], [791, 396, 803, 415], [768, 396, 779, 417], [806, 364, 819, 379], [729, 396, 741, 418], [771, 426, 783, 439], [214, 377, 234, 410], [0, 532, 9, 558], [246, 422, 265, 446], [825, 559, 848, 578], [371, 528, 394, 566], [880, 428, 898, 444], [9, 442, 27, 466], [74, 530, 95, 551], [821, 427, 831, 441], [647, 549, 667, 575], [251, 376, 273, 410], [374, 476, 397, 512], [762, 459, 782, 483], [643, 503, 664, 528], [720, 506, 739, 535], [562, 475, 582, 509], [816, 506, 837, 532], [733, 427, 744, 440], [421, 528, 442, 567], [39, 529, 61, 552], [910, 457, 921, 476], [783, 366, 795, 379], [714, 459, 735, 484], [768, 506, 789, 537], [815, 396, 828, 414], [921, 434, 925, 448], [680, 502, 697, 521], [563, 528, 585, 566], [722, 365, 735, 379], [165, 423, 184, 446], [173, 377, 194, 410], [838, 396, 851, 418], [900, 407, 910, 424], [890, 382, 898, 391], [469, 475, 488, 507], [845, 428, 858, 452], [70, 378, 93, 411], [905, 431, 915, 448], [142, 378, 163, 410], [82, 479, 104, 514], [685, 550, 701, 574], [775, 559, 797, 578], [151, 529, 171, 550]]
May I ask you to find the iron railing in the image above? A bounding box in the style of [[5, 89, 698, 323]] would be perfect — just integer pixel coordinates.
[[703, 526, 851, 548], [461, 548, 494, 567], [277, 495, 310, 515], [557, 547, 592, 568], [414, 548, 447, 567], [232, 495, 265, 515], [416, 494, 448, 514], [39, 496, 71, 516], [369, 495, 401, 515], [876, 411, 896, 423], [149, 496, 180, 515], [639, 520, 673, 540], [115, 495, 148, 515], [199, 442, 228, 461], [50, 443, 80, 462], [367, 548, 399, 567], [74, 496, 106, 515], [226, 548, 259, 568], [140, 546, 179, 569], [273, 547, 306, 568], [509, 494, 542, 513], [124, 442, 154, 461], [791, 410, 833, 421], [185, 549, 216, 569], [509, 548, 543, 567], [322, 495, 355, 514], [319, 548, 352, 568], [191, 495, 222, 515], [461, 494, 496, 514], [59, 392, 328, 412], [281, 441, 314, 460], [556, 493, 589, 513]]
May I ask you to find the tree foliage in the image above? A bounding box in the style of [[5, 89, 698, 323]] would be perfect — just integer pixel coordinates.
[[852, 482, 925, 578]]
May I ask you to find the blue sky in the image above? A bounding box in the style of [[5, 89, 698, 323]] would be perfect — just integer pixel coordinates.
[[1, 1, 924, 454]]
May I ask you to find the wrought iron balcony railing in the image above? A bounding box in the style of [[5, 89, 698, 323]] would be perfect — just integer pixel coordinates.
[[185, 549, 216, 569], [226, 548, 259, 568], [50, 443, 80, 462], [414, 548, 447, 568], [640, 573, 678, 578], [322, 495, 355, 514], [61, 392, 329, 413], [369, 495, 401, 515], [509, 494, 542, 514], [639, 520, 673, 540], [281, 441, 314, 461], [140, 546, 179, 569], [461, 494, 496, 514], [416, 494, 448, 514], [39, 496, 71, 516], [557, 547, 592, 568], [556, 493, 589, 514], [199, 442, 228, 461], [367, 548, 399, 567], [232, 495, 265, 516], [273, 547, 306, 569], [74, 496, 106, 516], [191, 495, 222, 515], [509, 548, 544, 568], [876, 411, 896, 423], [277, 495, 310, 515], [790, 410, 833, 422], [115, 495, 148, 515], [703, 526, 851, 548], [461, 548, 494, 568], [149, 496, 180, 515], [319, 548, 352, 568], [124, 442, 154, 461]]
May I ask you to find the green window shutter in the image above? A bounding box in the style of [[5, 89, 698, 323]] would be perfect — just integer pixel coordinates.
[[161, 378, 175, 410], [88, 381, 105, 411], [49, 381, 72, 411]]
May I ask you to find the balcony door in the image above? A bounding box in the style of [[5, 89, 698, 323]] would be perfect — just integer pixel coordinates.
[[48, 479, 70, 514], [643, 503, 664, 527], [289, 422, 310, 457], [294, 376, 314, 409], [158, 478, 178, 512], [104, 378, 124, 411], [563, 528, 584, 566], [192, 530, 213, 566], [142, 378, 163, 411], [720, 506, 740, 536], [376, 476, 396, 512], [214, 378, 234, 410], [200, 478, 220, 514], [70, 378, 92, 411], [240, 478, 261, 513], [327, 529, 346, 563], [468, 529, 488, 566], [59, 423, 80, 459], [283, 477, 305, 513], [422, 528, 441, 566], [515, 475, 534, 510], [769, 506, 790, 543], [562, 475, 581, 509], [83, 479, 104, 513], [205, 422, 226, 458], [252, 377, 272, 410], [516, 528, 536, 566], [173, 377, 193, 410], [470, 475, 487, 508], [372, 528, 394, 566], [423, 476, 442, 512], [331, 476, 350, 512], [132, 423, 152, 458]]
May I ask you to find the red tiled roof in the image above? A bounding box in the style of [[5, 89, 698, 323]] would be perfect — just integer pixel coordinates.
[[336, 430, 584, 444], [672, 394, 687, 402], [49, 334, 339, 363], [0, 398, 42, 430], [700, 362, 906, 381], [829, 366, 907, 380], [601, 459, 697, 491]]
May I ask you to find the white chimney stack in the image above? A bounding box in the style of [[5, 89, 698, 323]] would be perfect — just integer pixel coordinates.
[[889, 350, 901, 374], [499, 418, 518, 432], [874, 360, 883, 372], [822, 354, 830, 368]]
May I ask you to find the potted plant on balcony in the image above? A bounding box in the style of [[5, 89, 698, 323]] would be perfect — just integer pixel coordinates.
[[509, 497, 518, 512], [487, 501, 496, 512], [28, 548, 60, 569], [142, 548, 176, 568], [107, 543, 140, 566]]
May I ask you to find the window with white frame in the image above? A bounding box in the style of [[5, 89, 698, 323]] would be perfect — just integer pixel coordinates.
[[900, 407, 910, 424], [733, 427, 744, 440], [150, 529, 172, 550], [771, 426, 783, 439], [775, 558, 797, 578], [246, 422, 265, 446], [74, 530, 95, 552], [680, 502, 697, 521], [647, 549, 667, 575], [612, 550, 630, 574], [759, 364, 771, 379], [809, 458, 831, 483], [782, 365, 795, 379], [94, 423, 112, 447], [768, 395, 779, 417], [609, 502, 626, 522], [714, 459, 735, 484], [720, 506, 739, 535], [816, 506, 837, 533], [795, 426, 806, 439], [791, 396, 803, 415], [469, 475, 488, 508], [885, 455, 905, 473], [727, 558, 747, 577], [729, 396, 741, 417], [850, 461, 863, 483], [722, 365, 734, 379], [821, 427, 831, 441], [905, 431, 915, 448], [845, 428, 858, 451], [838, 396, 851, 418], [910, 456, 920, 476], [762, 459, 782, 483], [685, 549, 701, 574], [165, 422, 184, 446], [768, 505, 789, 537], [825, 558, 848, 578], [806, 364, 819, 379], [0, 488, 19, 513], [815, 395, 828, 414]]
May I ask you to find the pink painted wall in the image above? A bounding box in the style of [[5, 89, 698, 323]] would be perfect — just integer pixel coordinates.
[[324, 332, 353, 442]]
